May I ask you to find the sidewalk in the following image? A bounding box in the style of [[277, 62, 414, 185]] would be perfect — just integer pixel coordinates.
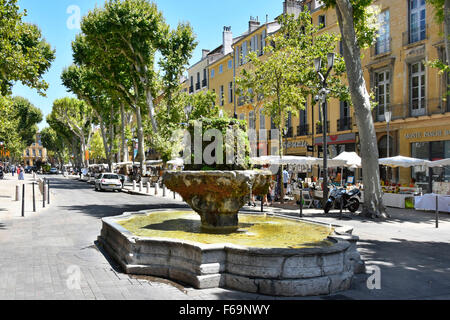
[[0, 173, 51, 220]]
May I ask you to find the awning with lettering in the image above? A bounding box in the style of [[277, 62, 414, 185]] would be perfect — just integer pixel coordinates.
[[315, 133, 356, 146]]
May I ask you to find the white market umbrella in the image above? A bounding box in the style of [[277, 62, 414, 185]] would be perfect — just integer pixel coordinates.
[[329, 152, 362, 185], [428, 158, 450, 168], [251, 155, 320, 166], [167, 158, 184, 167], [379, 156, 430, 168], [332, 152, 362, 168]]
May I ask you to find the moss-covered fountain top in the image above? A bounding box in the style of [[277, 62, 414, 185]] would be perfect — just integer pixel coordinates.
[[163, 118, 272, 232]]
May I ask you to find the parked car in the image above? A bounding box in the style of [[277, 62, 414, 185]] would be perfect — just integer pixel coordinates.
[[49, 168, 58, 174], [24, 166, 33, 174], [94, 173, 123, 192]]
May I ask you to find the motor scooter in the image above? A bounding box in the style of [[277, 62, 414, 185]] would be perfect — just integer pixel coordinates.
[[324, 187, 361, 214]]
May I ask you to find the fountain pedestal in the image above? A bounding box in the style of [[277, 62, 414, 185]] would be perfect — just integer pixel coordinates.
[[163, 170, 272, 232]]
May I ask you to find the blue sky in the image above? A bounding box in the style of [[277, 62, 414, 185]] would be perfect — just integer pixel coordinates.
[[12, 0, 284, 130]]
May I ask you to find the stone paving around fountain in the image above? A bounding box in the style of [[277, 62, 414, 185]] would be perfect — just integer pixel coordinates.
[[1, 176, 449, 300]]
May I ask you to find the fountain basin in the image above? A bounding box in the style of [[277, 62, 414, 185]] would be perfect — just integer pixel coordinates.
[[163, 170, 272, 232], [98, 209, 365, 297]]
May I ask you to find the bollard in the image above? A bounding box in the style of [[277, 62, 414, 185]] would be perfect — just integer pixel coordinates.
[[32, 182, 36, 213], [163, 184, 166, 197], [300, 189, 303, 218], [139, 181, 143, 192], [21, 184, 25, 217], [133, 180, 136, 191], [339, 197, 344, 220], [173, 191, 176, 200], [154, 183, 158, 196], [146, 182, 150, 194], [261, 196, 264, 213], [15, 185, 20, 201], [47, 179, 50, 205], [43, 180, 46, 208], [436, 195, 439, 229]]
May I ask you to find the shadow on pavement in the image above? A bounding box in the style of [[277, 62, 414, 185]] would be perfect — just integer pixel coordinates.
[[59, 203, 190, 219]]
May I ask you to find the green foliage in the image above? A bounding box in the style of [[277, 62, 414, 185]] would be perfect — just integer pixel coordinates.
[[89, 130, 106, 162], [0, 0, 55, 96], [184, 117, 252, 171], [0, 95, 22, 157], [236, 10, 349, 156], [426, 0, 445, 23], [12, 96, 43, 146], [41, 127, 69, 165], [322, 0, 380, 49]]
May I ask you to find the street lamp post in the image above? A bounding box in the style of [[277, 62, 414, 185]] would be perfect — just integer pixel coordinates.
[[314, 53, 335, 207]]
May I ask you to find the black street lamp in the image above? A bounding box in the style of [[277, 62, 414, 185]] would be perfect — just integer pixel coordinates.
[[314, 53, 335, 207]]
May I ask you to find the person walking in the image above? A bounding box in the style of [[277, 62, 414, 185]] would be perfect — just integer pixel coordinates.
[[18, 166, 25, 181]]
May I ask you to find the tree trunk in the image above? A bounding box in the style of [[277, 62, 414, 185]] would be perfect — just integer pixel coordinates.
[[121, 104, 129, 163], [135, 105, 146, 177], [146, 88, 158, 133], [334, 0, 388, 219]]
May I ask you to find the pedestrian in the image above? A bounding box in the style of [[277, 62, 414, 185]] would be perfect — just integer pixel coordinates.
[[18, 166, 25, 181]]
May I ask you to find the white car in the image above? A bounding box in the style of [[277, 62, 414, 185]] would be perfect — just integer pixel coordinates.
[[94, 173, 123, 192]]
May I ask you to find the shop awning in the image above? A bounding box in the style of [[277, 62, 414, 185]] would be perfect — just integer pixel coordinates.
[[428, 158, 450, 168], [379, 156, 431, 168], [330, 152, 362, 168]]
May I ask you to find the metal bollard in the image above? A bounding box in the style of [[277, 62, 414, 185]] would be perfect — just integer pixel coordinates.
[[47, 179, 50, 205], [436, 195, 439, 229], [154, 183, 158, 196], [32, 182, 36, 213], [146, 182, 150, 194], [15, 185, 20, 201], [133, 180, 136, 191], [261, 196, 264, 213], [21, 184, 25, 217], [163, 184, 166, 197], [43, 180, 46, 208], [300, 189, 303, 218], [173, 191, 176, 200], [139, 181, 143, 192]]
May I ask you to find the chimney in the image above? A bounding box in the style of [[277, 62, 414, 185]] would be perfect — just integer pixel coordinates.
[[202, 49, 210, 59], [283, 0, 303, 18], [248, 16, 260, 33], [222, 26, 233, 55]]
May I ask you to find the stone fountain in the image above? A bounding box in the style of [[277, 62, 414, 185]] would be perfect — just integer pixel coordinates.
[[97, 118, 365, 296]]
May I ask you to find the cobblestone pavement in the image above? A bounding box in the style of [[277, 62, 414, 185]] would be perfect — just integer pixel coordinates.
[[0, 176, 449, 300]]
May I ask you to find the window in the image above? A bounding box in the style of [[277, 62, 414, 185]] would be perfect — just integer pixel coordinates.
[[219, 64, 223, 74], [338, 101, 351, 131], [211, 69, 215, 78], [410, 61, 426, 116], [220, 85, 224, 106], [236, 47, 240, 66], [318, 15, 326, 29], [249, 111, 256, 129], [242, 41, 248, 64], [412, 141, 450, 183], [32, 149, 36, 157], [39, 150, 42, 157], [409, 0, 426, 43], [375, 70, 390, 120], [228, 59, 232, 69], [260, 30, 266, 56], [228, 82, 233, 103], [376, 10, 390, 55], [260, 109, 265, 130]]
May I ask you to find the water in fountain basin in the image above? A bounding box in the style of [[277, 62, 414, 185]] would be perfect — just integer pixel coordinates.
[[118, 211, 333, 249]]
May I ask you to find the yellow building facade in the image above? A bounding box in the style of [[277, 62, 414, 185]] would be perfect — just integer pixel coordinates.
[[188, 0, 450, 186], [23, 132, 47, 166]]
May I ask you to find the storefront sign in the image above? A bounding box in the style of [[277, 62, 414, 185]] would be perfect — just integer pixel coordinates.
[[284, 140, 308, 150], [315, 133, 356, 146], [404, 128, 450, 140]]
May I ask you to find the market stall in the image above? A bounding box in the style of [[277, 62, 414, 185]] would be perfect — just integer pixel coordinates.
[[415, 194, 450, 213]]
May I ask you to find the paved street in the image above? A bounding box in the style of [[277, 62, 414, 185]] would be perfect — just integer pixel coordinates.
[[0, 175, 449, 300]]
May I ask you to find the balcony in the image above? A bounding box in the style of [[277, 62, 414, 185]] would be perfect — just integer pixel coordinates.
[[402, 24, 428, 47], [316, 121, 330, 134], [337, 117, 352, 131], [297, 124, 310, 137], [202, 79, 207, 88], [372, 99, 448, 122], [195, 82, 200, 91]]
